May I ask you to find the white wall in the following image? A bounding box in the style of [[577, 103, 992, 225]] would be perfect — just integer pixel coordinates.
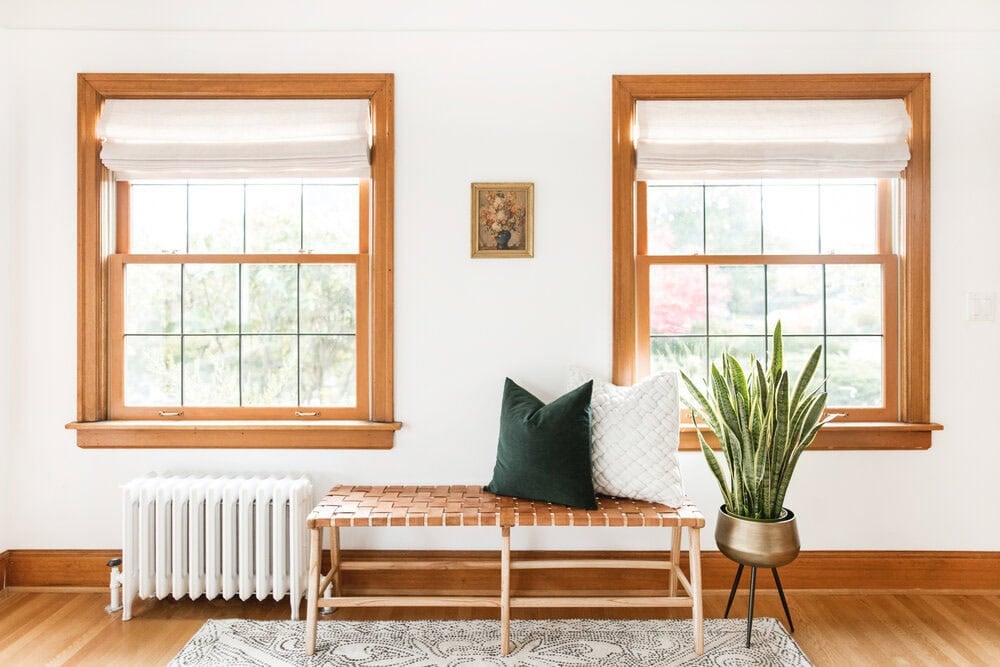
[[0, 28, 11, 552], [4, 6, 1000, 552], [4, 0, 1000, 32]]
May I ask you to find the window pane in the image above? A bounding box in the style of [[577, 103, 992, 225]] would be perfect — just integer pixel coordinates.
[[827, 336, 882, 407], [183, 335, 239, 406], [242, 264, 297, 334], [183, 264, 239, 334], [300, 265, 355, 334], [300, 335, 356, 406], [241, 335, 297, 406], [826, 264, 882, 334], [125, 264, 181, 334], [708, 266, 765, 335], [303, 184, 359, 253], [188, 185, 244, 253], [245, 184, 301, 252], [763, 185, 819, 253], [766, 265, 823, 334], [130, 184, 186, 252], [705, 186, 761, 254], [649, 265, 706, 335], [820, 183, 878, 253], [647, 186, 703, 255], [124, 335, 181, 405], [651, 336, 707, 387], [709, 336, 766, 370], [652, 336, 707, 411]]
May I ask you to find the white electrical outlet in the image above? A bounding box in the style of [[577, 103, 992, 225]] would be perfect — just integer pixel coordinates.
[[966, 292, 996, 322]]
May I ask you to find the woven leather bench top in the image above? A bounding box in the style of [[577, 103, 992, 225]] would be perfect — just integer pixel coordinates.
[[307, 485, 705, 528]]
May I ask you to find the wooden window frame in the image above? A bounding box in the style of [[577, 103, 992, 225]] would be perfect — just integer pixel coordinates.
[[68, 73, 400, 449], [612, 74, 941, 450]]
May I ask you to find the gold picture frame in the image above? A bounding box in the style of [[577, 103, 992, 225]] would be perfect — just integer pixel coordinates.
[[471, 182, 534, 258]]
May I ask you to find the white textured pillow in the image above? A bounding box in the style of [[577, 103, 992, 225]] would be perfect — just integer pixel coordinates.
[[569, 367, 685, 507]]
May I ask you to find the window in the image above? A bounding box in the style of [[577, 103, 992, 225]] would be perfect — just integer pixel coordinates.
[[640, 177, 898, 422], [111, 178, 369, 419], [70, 74, 398, 448], [612, 74, 940, 450]]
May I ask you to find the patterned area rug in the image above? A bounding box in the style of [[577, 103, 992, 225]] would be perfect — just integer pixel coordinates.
[[170, 618, 811, 666]]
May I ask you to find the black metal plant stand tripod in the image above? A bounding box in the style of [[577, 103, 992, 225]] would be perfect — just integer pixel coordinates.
[[724, 564, 795, 648]]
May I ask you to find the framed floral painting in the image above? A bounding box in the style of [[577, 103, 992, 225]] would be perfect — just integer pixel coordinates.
[[471, 182, 534, 258]]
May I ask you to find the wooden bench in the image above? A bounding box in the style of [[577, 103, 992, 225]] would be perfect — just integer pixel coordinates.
[[304, 485, 706, 656]]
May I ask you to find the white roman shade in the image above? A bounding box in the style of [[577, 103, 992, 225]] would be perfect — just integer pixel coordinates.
[[636, 99, 912, 179], [97, 99, 371, 179]]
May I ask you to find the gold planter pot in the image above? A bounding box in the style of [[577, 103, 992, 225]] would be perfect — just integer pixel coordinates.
[[715, 506, 800, 569]]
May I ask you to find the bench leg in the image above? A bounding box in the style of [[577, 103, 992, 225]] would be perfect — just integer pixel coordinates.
[[305, 526, 322, 656], [500, 526, 511, 656], [320, 526, 342, 615], [669, 526, 681, 597], [689, 526, 704, 656], [331, 527, 342, 596]]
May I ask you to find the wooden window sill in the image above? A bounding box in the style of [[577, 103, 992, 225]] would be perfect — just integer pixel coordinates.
[[66, 420, 402, 449], [681, 421, 943, 451]]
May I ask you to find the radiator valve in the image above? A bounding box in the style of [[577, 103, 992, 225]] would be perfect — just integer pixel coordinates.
[[106, 558, 123, 614]]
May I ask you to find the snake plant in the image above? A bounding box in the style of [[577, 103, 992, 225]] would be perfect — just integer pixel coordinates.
[[681, 322, 838, 521]]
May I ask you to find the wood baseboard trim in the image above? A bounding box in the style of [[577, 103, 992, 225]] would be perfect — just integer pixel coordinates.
[[4, 549, 998, 591], [6, 550, 121, 588], [0, 550, 9, 592]]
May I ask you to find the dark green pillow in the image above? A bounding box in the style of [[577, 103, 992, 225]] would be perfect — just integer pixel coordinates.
[[485, 377, 597, 510]]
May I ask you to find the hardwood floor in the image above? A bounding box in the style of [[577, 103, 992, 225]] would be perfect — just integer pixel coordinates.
[[1, 589, 999, 665]]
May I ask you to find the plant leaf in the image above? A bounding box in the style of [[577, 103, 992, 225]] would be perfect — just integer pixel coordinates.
[[755, 358, 769, 410], [790, 344, 822, 410], [766, 371, 790, 516], [774, 396, 833, 509], [680, 370, 722, 435], [769, 320, 784, 386], [711, 363, 743, 442], [693, 416, 733, 510]]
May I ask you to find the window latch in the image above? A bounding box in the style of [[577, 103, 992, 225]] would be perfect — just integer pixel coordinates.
[[295, 411, 321, 417], [158, 411, 184, 417]]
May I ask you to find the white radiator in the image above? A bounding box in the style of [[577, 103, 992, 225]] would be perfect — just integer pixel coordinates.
[[120, 474, 313, 621]]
